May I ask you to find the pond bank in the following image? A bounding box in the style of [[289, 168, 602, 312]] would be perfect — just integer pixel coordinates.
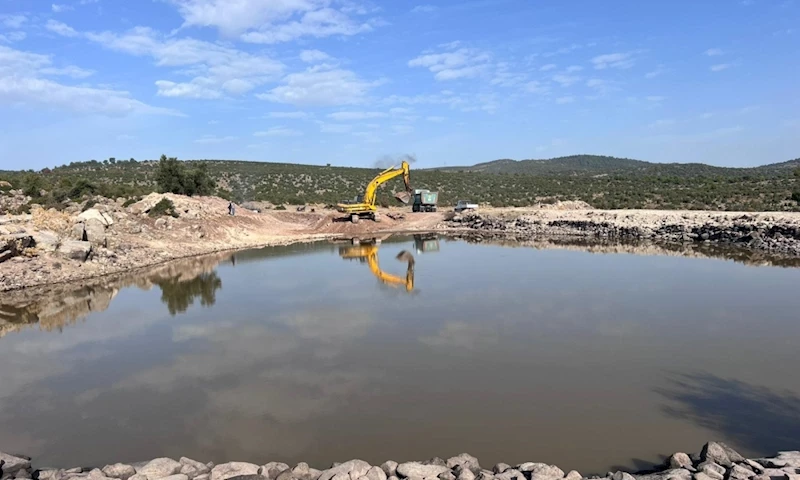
[[2, 444, 799, 480]]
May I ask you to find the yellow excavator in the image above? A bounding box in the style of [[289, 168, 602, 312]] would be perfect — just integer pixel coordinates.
[[339, 243, 415, 292], [337, 161, 413, 223]]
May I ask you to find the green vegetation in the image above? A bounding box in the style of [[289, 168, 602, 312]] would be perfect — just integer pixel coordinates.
[[148, 198, 179, 218], [2, 154, 800, 212], [155, 155, 216, 196]]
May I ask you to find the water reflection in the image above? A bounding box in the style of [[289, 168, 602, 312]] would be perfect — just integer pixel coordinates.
[[339, 242, 416, 292], [155, 272, 222, 316]]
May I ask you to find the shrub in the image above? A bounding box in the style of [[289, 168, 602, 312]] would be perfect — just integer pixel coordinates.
[[792, 191, 800, 202], [274, 205, 287, 210], [82, 199, 97, 212], [122, 198, 137, 208], [148, 198, 179, 218], [156, 155, 216, 196]]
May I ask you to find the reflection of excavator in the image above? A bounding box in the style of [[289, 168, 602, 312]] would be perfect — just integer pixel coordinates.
[[339, 243, 415, 292], [413, 234, 440, 254], [337, 161, 413, 223]]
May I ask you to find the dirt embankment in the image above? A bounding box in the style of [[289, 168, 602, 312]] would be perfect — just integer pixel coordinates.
[[3, 195, 800, 293], [0, 193, 446, 292]]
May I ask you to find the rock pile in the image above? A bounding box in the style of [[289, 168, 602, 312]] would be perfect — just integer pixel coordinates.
[[1, 444, 798, 480], [446, 212, 800, 256]]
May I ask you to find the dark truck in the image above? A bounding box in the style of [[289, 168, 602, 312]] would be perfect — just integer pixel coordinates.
[[412, 189, 439, 212]]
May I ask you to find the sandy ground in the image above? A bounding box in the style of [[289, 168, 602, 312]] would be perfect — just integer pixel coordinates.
[[2, 193, 800, 292]]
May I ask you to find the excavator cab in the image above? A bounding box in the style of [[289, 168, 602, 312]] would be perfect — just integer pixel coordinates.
[[337, 161, 412, 222], [339, 243, 415, 292]]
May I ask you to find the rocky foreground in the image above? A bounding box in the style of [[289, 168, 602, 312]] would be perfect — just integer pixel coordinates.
[[1, 444, 799, 480], [444, 210, 800, 257]]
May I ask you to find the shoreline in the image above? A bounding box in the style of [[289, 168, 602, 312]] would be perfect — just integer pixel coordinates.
[[3, 195, 800, 293], [1, 444, 798, 480]]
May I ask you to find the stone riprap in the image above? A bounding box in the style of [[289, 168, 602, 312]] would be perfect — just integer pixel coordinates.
[[3, 444, 799, 480], [444, 211, 800, 257]]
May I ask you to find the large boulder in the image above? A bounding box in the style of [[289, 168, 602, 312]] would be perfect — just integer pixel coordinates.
[[78, 208, 113, 226], [138, 458, 182, 480], [73, 222, 87, 241], [59, 240, 92, 261], [381, 463, 399, 478], [84, 218, 107, 247], [180, 459, 211, 479], [701, 442, 745, 467], [210, 463, 260, 480], [448, 455, 480, 472], [396, 463, 450, 479], [516, 464, 563, 480], [318, 461, 372, 480], [0, 452, 31, 476], [261, 464, 290, 480], [669, 454, 694, 471], [33, 230, 60, 252], [103, 464, 137, 480]]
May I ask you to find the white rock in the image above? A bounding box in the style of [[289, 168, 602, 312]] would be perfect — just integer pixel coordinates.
[[396, 463, 449, 479], [103, 464, 136, 480], [78, 209, 113, 226], [138, 458, 182, 480], [210, 462, 260, 480], [0, 451, 32, 475], [318, 461, 372, 480]]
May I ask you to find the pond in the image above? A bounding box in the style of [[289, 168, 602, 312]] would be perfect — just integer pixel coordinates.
[[1, 235, 799, 474]]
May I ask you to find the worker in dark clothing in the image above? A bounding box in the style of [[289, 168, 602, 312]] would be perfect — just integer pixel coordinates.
[[228, 201, 235, 216]]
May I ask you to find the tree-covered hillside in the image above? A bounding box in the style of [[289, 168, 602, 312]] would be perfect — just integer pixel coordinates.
[[2, 155, 799, 212]]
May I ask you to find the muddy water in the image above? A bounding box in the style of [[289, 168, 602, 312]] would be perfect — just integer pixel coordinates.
[[1, 236, 799, 473]]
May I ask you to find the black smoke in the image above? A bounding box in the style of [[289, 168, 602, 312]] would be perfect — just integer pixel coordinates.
[[373, 153, 417, 169]]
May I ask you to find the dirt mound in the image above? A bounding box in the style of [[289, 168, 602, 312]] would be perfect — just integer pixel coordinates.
[[132, 193, 254, 219], [538, 200, 592, 210]]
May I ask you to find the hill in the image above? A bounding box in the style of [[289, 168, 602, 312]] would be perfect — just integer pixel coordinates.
[[1, 155, 799, 213]]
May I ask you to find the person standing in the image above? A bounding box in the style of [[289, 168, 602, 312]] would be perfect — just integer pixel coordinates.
[[228, 201, 235, 216]]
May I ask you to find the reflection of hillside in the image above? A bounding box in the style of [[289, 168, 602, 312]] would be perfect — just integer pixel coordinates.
[[0, 252, 232, 337], [451, 234, 800, 268]]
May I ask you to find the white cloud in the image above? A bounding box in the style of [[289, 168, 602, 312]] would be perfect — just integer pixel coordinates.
[[0, 32, 26, 43], [268, 111, 309, 119], [565, 65, 583, 72], [552, 74, 580, 86], [705, 48, 724, 56], [525, 80, 549, 94], [318, 122, 352, 133], [555, 96, 575, 104], [409, 47, 492, 81], [155, 80, 222, 99], [645, 64, 667, 79], [592, 52, 636, 70], [52, 4, 74, 12], [0, 45, 178, 117], [426, 116, 445, 122], [327, 111, 387, 121], [45, 20, 80, 37], [710, 63, 732, 72], [389, 107, 412, 114], [40, 65, 95, 79], [585, 78, 618, 95], [1, 15, 27, 29], [299, 49, 331, 63], [539, 63, 557, 71], [208, 120, 219, 124], [392, 125, 413, 135], [411, 5, 437, 13], [169, 0, 378, 44], [254, 126, 302, 137], [48, 22, 284, 98], [195, 135, 237, 144], [257, 65, 379, 106]]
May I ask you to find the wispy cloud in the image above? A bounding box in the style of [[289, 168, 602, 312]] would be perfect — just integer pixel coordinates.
[[555, 96, 575, 104], [539, 63, 557, 71], [552, 74, 580, 87], [254, 127, 303, 137], [409, 45, 492, 81], [426, 116, 446, 122], [411, 5, 437, 13], [0, 14, 27, 29], [327, 111, 387, 121], [645, 64, 667, 79], [299, 49, 331, 63], [52, 4, 74, 12], [648, 119, 676, 128], [592, 52, 636, 70], [705, 48, 724, 56], [258, 65, 381, 106], [710, 63, 733, 72], [268, 111, 310, 119], [565, 65, 583, 73]]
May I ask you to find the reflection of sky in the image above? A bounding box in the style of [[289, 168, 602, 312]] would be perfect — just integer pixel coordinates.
[[1, 238, 800, 474]]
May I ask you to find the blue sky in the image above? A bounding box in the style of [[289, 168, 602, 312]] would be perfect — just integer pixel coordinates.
[[0, 0, 798, 170]]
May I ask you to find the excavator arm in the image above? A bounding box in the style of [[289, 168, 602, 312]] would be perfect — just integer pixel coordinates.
[[339, 244, 414, 292], [337, 161, 412, 218]]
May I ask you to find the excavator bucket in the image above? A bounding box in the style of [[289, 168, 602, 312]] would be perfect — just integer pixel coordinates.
[[394, 191, 412, 204], [396, 250, 415, 265]]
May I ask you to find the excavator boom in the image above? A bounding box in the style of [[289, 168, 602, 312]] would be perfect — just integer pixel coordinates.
[[337, 161, 412, 221]]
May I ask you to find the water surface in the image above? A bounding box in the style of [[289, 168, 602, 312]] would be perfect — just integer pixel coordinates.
[[1, 236, 799, 473]]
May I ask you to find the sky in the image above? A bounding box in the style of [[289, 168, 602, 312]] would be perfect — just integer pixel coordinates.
[[0, 0, 798, 171]]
